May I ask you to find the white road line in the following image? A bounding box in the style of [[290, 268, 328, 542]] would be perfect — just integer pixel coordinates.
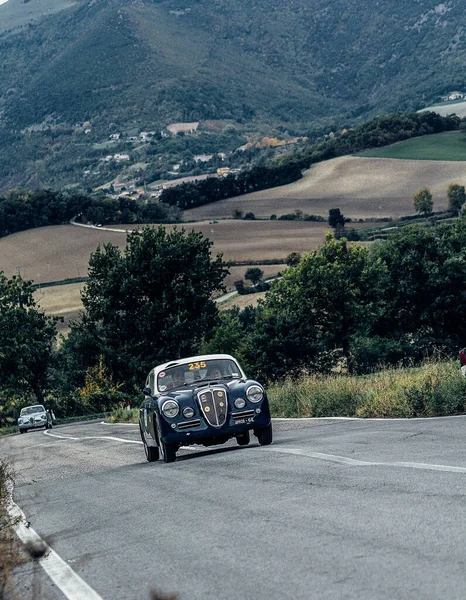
[[7, 485, 103, 600], [44, 431, 142, 444], [268, 447, 466, 473], [272, 414, 466, 422], [44, 431, 79, 440], [269, 448, 374, 466]]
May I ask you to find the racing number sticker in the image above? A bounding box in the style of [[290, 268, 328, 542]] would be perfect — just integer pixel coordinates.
[[188, 361, 207, 370]]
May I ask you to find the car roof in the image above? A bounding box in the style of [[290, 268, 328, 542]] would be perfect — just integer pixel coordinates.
[[151, 354, 245, 377]]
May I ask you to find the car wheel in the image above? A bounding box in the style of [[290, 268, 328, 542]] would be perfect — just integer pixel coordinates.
[[255, 423, 273, 446], [236, 431, 250, 446], [156, 417, 177, 463], [140, 426, 159, 462], [20, 429, 25, 434]]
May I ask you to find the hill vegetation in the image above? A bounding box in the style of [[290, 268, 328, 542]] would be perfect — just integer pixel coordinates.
[[1, 0, 466, 189], [2, 217, 466, 427]]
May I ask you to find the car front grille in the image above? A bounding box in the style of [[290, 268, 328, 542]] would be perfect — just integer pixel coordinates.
[[232, 410, 255, 422], [197, 387, 228, 428], [178, 419, 201, 430]]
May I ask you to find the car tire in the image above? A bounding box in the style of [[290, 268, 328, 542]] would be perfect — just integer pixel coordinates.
[[20, 429, 25, 434], [255, 423, 273, 446], [236, 431, 250, 446], [156, 416, 177, 463], [140, 426, 159, 462]]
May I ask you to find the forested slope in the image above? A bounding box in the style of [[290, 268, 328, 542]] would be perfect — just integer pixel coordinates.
[[0, 0, 465, 188]]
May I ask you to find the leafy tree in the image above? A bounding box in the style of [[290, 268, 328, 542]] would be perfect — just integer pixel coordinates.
[[0, 273, 58, 405], [447, 183, 466, 214], [370, 220, 466, 356], [413, 187, 433, 216], [285, 252, 301, 267], [60, 226, 228, 390], [328, 208, 345, 228], [245, 267, 264, 286], [234, 280, 246, 294], [256, 235, 384, 376]]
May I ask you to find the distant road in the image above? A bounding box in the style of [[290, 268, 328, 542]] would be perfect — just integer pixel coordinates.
[[4, 416, 466, 600]]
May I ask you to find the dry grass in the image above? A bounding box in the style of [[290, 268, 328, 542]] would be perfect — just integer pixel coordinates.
[[218, 291, 267, 310], [30, 267, 277, 326], [0, 462, 26, 599], [184, 156, 466, 220], [0, 221, 332, 284], [268, 361, 466, 418]]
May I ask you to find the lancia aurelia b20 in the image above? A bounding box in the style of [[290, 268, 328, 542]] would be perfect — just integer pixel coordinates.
[[139, 354, 272, 463]]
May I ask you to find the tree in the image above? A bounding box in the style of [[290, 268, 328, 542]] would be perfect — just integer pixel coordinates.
[[60, 226, 228, 390], [245, 267, 264, 286], [0, 273, 58, 405], [328, 208, 345, 228], [413, 187, 433, 216], [285, 252, 301, 267], [370, 220, 466, 356], [447, 183, 466, 214], [255, 234, 383, 376]]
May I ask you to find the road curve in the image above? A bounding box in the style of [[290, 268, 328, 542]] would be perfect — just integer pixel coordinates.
[[2, 416, 466, 600]]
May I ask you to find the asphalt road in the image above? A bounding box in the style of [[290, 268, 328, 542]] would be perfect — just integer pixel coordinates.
[[2, 416, 466, 600]]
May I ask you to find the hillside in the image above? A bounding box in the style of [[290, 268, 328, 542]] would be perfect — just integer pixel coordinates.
[[184, 156, 466, 220], [1, 0, 466, 190]]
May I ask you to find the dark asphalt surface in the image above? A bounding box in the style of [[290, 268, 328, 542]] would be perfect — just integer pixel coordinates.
[[2, 416, 466, 600]]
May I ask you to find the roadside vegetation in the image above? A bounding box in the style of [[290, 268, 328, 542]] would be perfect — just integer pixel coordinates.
[[3, 217, 466, 426], [269, 360, 466, 418], [0, 462, 24, 597]]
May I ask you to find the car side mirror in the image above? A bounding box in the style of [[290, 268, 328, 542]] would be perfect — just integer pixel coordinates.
[[143, 386, 152, 396]]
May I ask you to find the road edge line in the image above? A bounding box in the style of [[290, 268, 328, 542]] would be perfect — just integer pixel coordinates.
[[6, 483, 104, 600]]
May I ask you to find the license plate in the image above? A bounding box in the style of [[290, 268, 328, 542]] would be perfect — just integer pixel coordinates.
[[235, 417, 254, 425]]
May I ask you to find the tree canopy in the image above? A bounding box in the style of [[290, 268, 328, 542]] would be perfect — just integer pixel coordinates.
[[0, 274, 58, 421], [413, 187, 433, 216], [60, 226, 229, 391]]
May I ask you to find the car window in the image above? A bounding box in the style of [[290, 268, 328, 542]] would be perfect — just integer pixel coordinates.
[[157, 359, 242, 392], [20, 405, 45, 415]]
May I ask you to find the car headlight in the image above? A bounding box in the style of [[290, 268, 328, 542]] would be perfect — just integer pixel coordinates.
[[182, 407, 195, 419], [18, 419, 23, 424], [234, 398, 246, 409], [246, 385, 264, 403], [162, 400, 179, 418]]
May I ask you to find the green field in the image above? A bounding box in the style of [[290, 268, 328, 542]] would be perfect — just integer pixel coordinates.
[[358, 131, 466, 161]]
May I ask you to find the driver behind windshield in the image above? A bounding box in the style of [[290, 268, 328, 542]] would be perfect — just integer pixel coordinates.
[[205, 364, 223, 379], [169, 367, 185, 389]]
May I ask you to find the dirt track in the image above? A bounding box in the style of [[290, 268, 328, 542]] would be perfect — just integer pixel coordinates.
[[185, 156, 466, 220]]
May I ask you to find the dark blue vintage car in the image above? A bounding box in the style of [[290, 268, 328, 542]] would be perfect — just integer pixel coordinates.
[[139, 354, 272, 463]]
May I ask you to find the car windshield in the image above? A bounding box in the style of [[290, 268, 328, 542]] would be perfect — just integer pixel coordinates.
[[20, 405, 45, 415], [157, 359, 242, 392]]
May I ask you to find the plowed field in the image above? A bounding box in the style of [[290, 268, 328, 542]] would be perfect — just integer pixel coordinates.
[[184, 156, 466, 220]]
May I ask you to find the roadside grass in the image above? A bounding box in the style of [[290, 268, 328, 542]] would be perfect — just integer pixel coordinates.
[[268, 361, 466, 418], [106, 408, 139, 424], [0, 461, 25, 597], [358, 131, 466, 161]]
